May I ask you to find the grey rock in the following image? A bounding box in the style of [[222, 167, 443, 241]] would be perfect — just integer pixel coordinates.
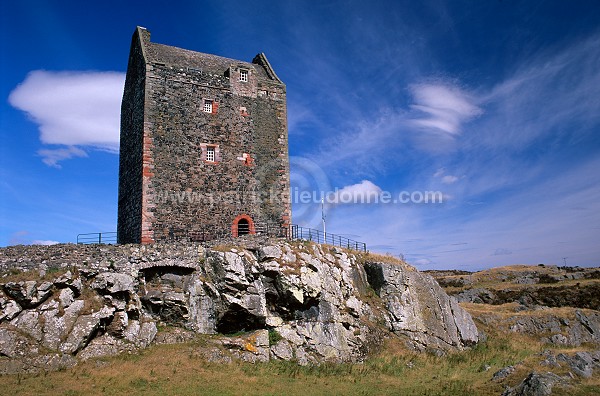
[[53, 270, 73, 285], [270, 339, 294, 360], [30, 353, 77, 373], [185, 276, 218, 333], [78, 334, 131, 360], [60, 314, 102, 354], [92, 272, 136, 294], [123, 319, 157, 348], [539, 350, 560, 367], [54, 271, 83, 295], [258, 245, 282, 261], [3, 280, 53, 308], [0, 353, 77, 375], [507, 310, 600, 346], [154, 327, 197, 344], [492, 365, 515, 381], [70, 277, 83, 294], [364, 261, 479, 351], [160, 273, 185, 288], [0, 325, 40, 358], [0, 298, 22, 322], [502, 372, 569, 396], [106, 311, 128, 338], [557, 352, 596, 378], [454, 287, 497, 304], [221, 329, 270, 363], [41, 299, 84, 350], [59, 287, 75, 308], [11, 310, 43, 341], [137, 320, 158, 348]]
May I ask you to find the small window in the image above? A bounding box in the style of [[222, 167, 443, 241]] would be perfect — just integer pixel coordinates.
[[203, 100, 213, 113], [239, 69, 248, 82], [206, 146, 215, 162]]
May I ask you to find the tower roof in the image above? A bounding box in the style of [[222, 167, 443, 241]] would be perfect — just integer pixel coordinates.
[[136, 26, 283, 84]]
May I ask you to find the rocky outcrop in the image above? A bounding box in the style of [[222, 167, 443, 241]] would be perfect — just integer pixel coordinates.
[[0, 240, 478, 372], [364, 262, 478, 351], [507, 309, 600, 346], [502, 372, 571, 396]]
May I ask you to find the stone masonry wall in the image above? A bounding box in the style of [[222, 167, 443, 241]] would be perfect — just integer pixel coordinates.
[[118, 27, 291, 244], [117, 28, 147, 244]]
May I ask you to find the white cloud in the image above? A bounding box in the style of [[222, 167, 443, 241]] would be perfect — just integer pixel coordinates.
[[409, 83, 482, 136], [330, 180, 382, 204], [7, 231, 60, 246], [433, 168, 459, 184], [8, 70, 125, 166], [433, 168, 445, 178], [32, 240, 60, 245], [37, 146, 88, 168], [441, 175, 458, 184]]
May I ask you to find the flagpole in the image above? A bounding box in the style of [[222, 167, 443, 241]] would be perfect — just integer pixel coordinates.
[[321, 198, 326, 243]]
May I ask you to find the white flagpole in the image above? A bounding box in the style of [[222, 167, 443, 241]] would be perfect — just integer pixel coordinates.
[[321, 198, 326, 242]]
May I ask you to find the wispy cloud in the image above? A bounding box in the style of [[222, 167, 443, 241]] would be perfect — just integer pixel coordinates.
[[441, 175, 458, 184], [315, 30, 600, 270], [408, 83, 482, 136], [8, 70, 125, 167], [433, 168, 460, 185], [493, 248, 512, 256], [37, 146, 88, 168], [472, 33, 600, 151]]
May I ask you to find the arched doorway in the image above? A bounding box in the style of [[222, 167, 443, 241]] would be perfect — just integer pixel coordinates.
[[231, 214, 255, 237], [237, 218, 250, 235]]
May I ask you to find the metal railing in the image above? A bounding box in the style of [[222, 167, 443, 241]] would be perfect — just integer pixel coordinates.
[[75, 225, 367, 251], [77, 232, 117, 245], [288, 225, 367, 252], [170, 222, 288, 242]]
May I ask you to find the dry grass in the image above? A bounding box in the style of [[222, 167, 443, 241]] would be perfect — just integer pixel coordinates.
[[356, 251, 414, 269], [210, 244, 238, 253], [0, 267, 70, 284], [461, 302, 596, 320], [2, 320, 597, 396]]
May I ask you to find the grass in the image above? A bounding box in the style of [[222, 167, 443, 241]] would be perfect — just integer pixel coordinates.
[[0, 266, 70, 283], [356, 251, 413, 268], [2, 320, 597, 396], [268, 329, 282, 346]]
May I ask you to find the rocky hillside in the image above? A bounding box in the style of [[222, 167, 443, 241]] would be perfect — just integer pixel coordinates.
[[0, 239, 478, 374], [427, 265, 600, 309], [428, 265, 600, 394], [426, 265, 600, 347]]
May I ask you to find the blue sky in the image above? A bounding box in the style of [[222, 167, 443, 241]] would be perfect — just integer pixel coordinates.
[[1, 0, 599, 270]]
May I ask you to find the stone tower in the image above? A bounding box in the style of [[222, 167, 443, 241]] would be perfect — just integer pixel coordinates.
[[118, 27, 291, 244]]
